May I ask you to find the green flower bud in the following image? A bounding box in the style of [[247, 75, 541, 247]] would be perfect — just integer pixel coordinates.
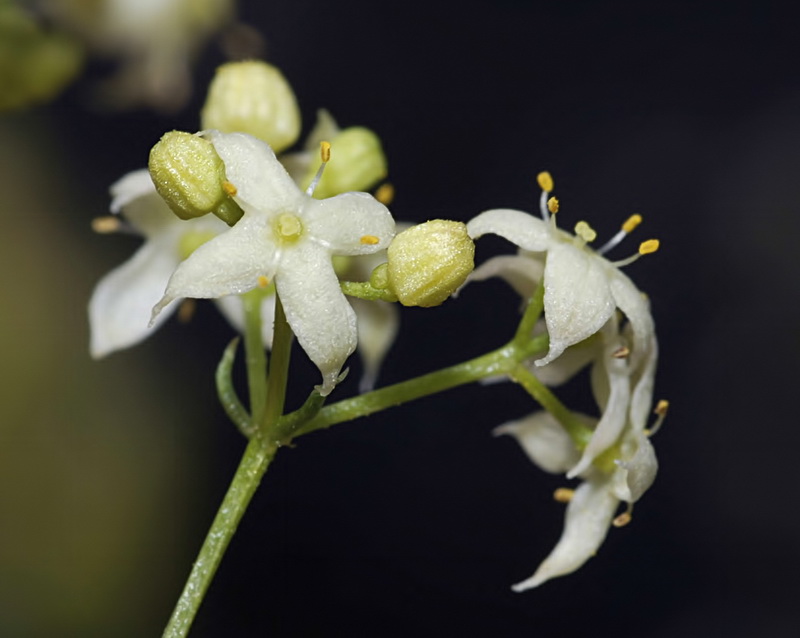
[[200, 61, 301, 153], [148, 131, 243, 225], [386, 220, 475, 307], [303, 127, 388, 199]]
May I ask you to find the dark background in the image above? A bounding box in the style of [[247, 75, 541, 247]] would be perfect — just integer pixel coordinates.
[[2, 1, 799, 636]]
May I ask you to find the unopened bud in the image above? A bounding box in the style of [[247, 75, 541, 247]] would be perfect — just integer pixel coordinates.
[[148, 131, 243, 225], [387, 220, 475, 307], [303, 127, 388, 199], [200, 61, 301, 153]]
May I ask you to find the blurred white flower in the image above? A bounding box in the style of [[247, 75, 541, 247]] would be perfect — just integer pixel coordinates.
[[41, 0, 233, 111], [151, 132, 395, 394]]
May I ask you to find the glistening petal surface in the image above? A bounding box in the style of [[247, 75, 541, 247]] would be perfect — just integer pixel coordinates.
[[537, 242, 615, 366], [275, 242, 357, 395], [206, 131, 301, 213], [466, 209, 552, 252], [303, 192, 395, 255]]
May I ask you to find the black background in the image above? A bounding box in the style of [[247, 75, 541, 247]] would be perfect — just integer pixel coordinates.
[[4, 1, 800, 636]]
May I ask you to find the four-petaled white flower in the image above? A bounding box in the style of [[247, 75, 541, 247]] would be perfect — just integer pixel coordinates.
[[494, 315, 661, 591], [151, 131, 395, 395]]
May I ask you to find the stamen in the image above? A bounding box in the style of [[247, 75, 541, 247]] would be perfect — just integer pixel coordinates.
[[597, 214, 644, 256], [611, 238, 660, 268], [91, 216, 121, 233], [622, 214, 643, 233], [537, 171, 554, 221], [547, 196, 559, 214], [177, 299, 196, 323], [537, 171, 554, 193], [612, 345, 630, 359], [553, 487, 575, 503], [574, 220, 597, 243], [306, 140, 332, 196], [375, 183, 395, 205], [646, 399, 669, 436], [639, 239, 660, 255], [613, 507, 633, 528], [360, 235, 380, 245], [257, 275, 270, 289], [222, 180, 238, 197]]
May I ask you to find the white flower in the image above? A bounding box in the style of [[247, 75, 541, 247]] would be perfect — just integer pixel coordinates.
[[466, 174, 657, 374], [88, 169, 231, 358], [494, 316, 662, 591], [467, 175, 660, 474], [151, 131, 395, 395]]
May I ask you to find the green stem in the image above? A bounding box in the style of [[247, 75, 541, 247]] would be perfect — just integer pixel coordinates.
[[513, 276, 545, 345], [215, 337, 252, 437], [242, 290, 268, 427], [161, 435, 277, 638], [295, 335, 548, 438], [262, 295, 292, 435], [163, 294, 294, 638], [509, 363, 593, 450]]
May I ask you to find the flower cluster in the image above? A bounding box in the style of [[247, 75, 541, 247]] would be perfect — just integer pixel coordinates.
[[467, 172, 664, 589]]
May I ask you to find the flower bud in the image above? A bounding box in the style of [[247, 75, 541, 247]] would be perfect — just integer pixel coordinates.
[[148, 131, 243, 225], [200, 61, 301, 153], [303, 127, 388, 199], [386, 220, 475, 307]]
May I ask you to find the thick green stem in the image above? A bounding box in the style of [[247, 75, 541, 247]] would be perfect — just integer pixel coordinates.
[[163, 294, 293, 638], [161, 435, 277, 638]]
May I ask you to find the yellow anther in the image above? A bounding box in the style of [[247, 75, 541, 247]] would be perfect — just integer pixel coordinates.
[[537, 171, 554, 193], [91, 216, 121, 234], [320, 140, 331, 163], [574, 220, 597, 243], [613, 511, 633, 528], [612, 346, 630, 359], [547, 196, 559, 214], [360, 235, 380, 245], [222, 180, 238, 197], [374, 182, 395, 206], [553, 487, 575, 503], [177, 299, 196, 323], [638, 239, 660, 255], [622, 214, 643, 233], [654, 399, 669, 416], [257, 275, 270, 289]]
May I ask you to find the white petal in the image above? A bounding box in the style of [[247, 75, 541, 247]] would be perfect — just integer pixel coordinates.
[[493, 411, 583, 474], [110, 169, 177, 236], [467, 209, 553, 252], [214, 293, 277, 349], [466, 253, 544, 299], [629, 333, 658, 433], [351, 298, 399, 392], [152, 214, 279, 319], [609, 269, 655, 373], [302, 193, 395, 255], [89, 236, 180, 357], [536, 243, 615, 366], [275, 242, 357, 395], [531, 332, 601, 387], [512, 479, 618, 591], [611, 432, 658, 503], [568, 337, 631, 478], [206, 131, 303, 213]]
